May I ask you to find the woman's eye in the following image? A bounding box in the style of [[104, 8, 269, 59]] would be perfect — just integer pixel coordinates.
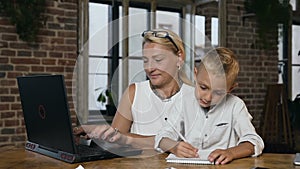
[[215, 91, 226, 96], [143, 58, 148, 63], [155, 58, 163, 62]]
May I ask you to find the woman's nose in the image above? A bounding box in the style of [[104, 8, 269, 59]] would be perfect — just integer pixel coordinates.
[[144, 60, 157, 70]]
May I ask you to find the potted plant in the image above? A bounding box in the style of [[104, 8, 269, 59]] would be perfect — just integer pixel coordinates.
[[0, 0, 47, 43], [95, 87, 117, 116]]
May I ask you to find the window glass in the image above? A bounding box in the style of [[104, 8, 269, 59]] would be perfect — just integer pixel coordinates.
[[89, 3, 109, 56], [211, 17, 218, 46], [290, 0, 296, 11], [129, 58, 146, 83], [292, 25, 300, 65], [119, 7, 147, 56], [195, 15, 205, 47], [278, 25, 284, 84], [129, 8, 148, 56], [118, 7, 147, 95], [156, 10, 180, 34], [89, 58, 108, 110], [128, 8, 147, 83], [292, 67, 300, 100], [195, 15, 205, 59], [292, 25, 300, 100], [88, 3, 109, 110]]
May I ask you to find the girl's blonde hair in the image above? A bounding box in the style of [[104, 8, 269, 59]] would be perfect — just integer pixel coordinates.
[[197, 47, 240, 87]]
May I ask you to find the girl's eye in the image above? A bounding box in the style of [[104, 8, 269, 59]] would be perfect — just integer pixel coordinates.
[[199, 85, 207, 90]]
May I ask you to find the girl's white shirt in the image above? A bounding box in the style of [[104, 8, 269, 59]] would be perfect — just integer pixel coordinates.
[[155, 92, 264, 157]]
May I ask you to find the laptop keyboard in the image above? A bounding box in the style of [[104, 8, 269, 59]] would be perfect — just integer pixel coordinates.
[[77, 144, 113, 156], [76, 142, 142, 157]]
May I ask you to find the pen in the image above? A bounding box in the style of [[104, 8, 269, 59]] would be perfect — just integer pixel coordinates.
[[164, 118, 188, 142]]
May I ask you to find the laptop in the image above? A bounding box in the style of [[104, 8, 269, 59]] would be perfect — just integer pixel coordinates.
[[17, 74, 142, 163], [294, 153, 300, 165]]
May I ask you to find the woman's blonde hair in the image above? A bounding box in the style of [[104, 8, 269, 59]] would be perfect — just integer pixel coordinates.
[[142, 29, 193, 86]]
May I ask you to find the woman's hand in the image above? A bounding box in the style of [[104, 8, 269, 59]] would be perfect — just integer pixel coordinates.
[[76, 125, 129, 145], [73, 126, 89, 144]]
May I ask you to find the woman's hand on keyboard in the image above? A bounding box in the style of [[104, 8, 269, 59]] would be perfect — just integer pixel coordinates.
[[80, 125, 129, 145]]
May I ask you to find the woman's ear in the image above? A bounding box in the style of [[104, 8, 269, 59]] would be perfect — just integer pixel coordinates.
[[177, 52, 184, 67], [193, 67, 198, 84], [194, 67, 198, 76]]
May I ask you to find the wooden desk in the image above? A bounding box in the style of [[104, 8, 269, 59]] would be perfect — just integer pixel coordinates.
[[0, 146, 299, 169]]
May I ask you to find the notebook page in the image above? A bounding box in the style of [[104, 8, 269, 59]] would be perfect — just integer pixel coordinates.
[[166, 150, 214, 165]]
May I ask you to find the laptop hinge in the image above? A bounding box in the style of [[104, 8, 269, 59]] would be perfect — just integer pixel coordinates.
[[38, 144, 59, 154]]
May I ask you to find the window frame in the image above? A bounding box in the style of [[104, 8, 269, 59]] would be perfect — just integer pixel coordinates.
[[87, 0, 188, 112]]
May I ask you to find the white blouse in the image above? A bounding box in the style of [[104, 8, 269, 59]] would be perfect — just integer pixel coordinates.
[[130, 80, 194, 136]]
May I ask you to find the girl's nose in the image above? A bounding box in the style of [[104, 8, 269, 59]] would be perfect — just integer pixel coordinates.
[[203, 92, 212, 103]]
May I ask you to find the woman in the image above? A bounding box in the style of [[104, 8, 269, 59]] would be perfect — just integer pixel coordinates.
[[75, 29, 194, 149]]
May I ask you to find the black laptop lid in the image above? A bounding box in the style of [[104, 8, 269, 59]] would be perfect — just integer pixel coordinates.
[[17, 75, 76, 154]]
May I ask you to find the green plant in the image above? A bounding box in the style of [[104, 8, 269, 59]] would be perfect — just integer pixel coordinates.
[[0, 0, 46, 43], [244, 0, 291, 49], [95, 87, 116, 116], [96, 87, 114, 106]]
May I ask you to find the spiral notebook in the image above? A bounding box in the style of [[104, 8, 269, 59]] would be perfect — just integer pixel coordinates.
[[166, 150, 214, 165]]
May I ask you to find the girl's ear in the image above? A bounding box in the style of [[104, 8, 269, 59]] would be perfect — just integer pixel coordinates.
[[228, 82, 238, 93]]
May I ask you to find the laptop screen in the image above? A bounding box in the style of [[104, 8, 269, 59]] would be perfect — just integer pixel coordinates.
[[17, 75, 76, 154]]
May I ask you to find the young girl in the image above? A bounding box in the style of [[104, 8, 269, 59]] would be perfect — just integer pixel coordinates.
[[155, 47, 264, 164]]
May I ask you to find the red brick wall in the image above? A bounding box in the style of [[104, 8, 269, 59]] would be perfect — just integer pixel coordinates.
[[197, 0, 278, 129], [0, 0, 78, 147], [227, 0, 278, 129]]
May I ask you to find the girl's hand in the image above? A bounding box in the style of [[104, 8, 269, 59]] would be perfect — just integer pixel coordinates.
[[170, 141, 199, 158], [208, 149, 234, 165]]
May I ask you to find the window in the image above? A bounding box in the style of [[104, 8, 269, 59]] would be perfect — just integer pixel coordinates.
[[156, 10, 180, 34], [278, 0, 300, 100], [195, 15, 205, 60], [292, 25, 300, 100], [87, 1, 204, 112], [211, 17, 218, 46], [89, 3, 110, 110], [121, 7, 148, 85]]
